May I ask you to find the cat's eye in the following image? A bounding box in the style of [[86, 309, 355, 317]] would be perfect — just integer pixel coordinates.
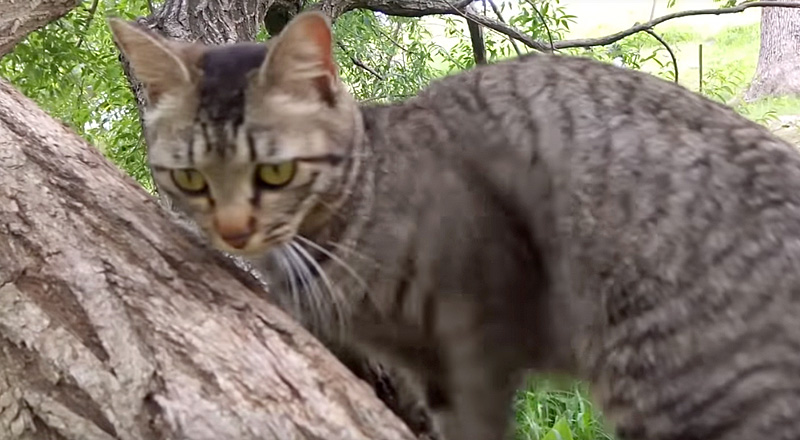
[[171, 169, 207, 193], [257, 161, 297, 189]]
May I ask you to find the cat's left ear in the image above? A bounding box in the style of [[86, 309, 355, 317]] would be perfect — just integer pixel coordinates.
[[257, 11, 338, 105], [107, 18, 196, 105]]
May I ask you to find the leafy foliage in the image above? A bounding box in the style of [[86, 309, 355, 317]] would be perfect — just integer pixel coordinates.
[[0, 0, 155, 189], [333, 11, 442, 101]]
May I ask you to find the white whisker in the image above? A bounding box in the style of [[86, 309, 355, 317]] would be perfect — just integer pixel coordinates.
[[285, 242, 326, 329], [296, 235, 368, 291], [326, 241, 379, 268], [291, 240, 348, 337], [274, 247, 300, 315]]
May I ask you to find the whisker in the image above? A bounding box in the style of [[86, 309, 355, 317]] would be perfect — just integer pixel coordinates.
[[326, 241, 380, 268], [285, 242, 326, 329], [296, 235, 368, 291], [274, 246, 300, 316], [291, 240, 348, 337]]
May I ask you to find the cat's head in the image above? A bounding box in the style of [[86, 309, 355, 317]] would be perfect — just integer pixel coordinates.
[[109, 13, 361, 257]]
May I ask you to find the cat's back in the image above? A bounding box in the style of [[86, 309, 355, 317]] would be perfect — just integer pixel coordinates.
[[373, 50, 800, 439]]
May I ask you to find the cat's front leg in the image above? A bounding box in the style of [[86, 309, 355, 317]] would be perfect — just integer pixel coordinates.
[[433, 357, 517, 440], [432, 321, 519, 440]]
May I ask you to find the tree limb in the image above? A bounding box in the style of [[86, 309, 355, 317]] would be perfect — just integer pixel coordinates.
[[338, 41, 385, 79], [461, 11, 551, 51], [0, 0, 81, 56], [548, 1, 800, 50], [467, 19, 487, 65], [433, 1, 800, 54], [315, 0, 474, 20], [0, 77, 418, 440]]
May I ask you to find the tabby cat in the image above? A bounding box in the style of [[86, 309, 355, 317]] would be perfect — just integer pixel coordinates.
[[109, 12, 800, 440]]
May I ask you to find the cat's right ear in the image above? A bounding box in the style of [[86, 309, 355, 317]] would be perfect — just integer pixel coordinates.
[[256, 12, 339, 105], [107, 18, 194, 105]]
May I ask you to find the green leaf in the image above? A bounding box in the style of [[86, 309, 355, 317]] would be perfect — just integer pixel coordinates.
[[542, 417, 574, 440]]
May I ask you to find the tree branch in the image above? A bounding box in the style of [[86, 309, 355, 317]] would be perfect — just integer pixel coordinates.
[[337, 41, 385, 79], [0, 0, 81, 56], [486, 0, 521, 56], [467, 19, 487, 65], [315, 0, 474, 20], [645, 28, 679, 83], [461, 11, 550, 51], [526, 0, 554, 52], [76, 0, 100, 49], [549, 1, 800, 50], [437, 1, 800, 54]]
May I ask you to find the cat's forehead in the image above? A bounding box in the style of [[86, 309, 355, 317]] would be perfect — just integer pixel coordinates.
[[148, 43, 269, 168], [197, 42, 268, 125]]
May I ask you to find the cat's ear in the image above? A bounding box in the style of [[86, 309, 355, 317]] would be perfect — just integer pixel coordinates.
[[257, 11, 338, 105], [107, 18, 195, 104]]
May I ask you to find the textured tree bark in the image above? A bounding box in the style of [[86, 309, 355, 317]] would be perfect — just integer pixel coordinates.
[[0, 0, 80, 56], [0, 78, 418, 440], [745, 0, 800, 101]]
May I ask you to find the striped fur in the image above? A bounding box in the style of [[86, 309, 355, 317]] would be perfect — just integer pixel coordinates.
[[111, 12, 800, 440]]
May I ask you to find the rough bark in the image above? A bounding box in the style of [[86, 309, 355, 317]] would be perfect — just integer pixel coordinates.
[[745, 0, 800, 101], [0, 78, 417, 440], [0, 0, 80, 56], [314, 0, 472, 21]]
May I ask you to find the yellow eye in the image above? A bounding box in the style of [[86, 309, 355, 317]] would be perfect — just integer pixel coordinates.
[[171, 169, 207, 193], [257, 161, 297, 188]]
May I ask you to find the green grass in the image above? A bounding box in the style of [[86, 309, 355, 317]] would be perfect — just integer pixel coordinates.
[[514, 378, 615, 440], [633, 21, 800, 125]]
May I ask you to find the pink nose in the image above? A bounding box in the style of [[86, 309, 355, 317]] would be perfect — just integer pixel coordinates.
[[214, 215, 255, 249]]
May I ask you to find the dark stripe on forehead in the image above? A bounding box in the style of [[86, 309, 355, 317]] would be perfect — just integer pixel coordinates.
[[198, 43, 268, 125]]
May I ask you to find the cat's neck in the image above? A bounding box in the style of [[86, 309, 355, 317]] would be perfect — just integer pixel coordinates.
[[297, 104, 379, 258]]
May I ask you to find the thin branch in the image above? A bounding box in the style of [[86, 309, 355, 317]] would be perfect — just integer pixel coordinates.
[[371, 25, 411, 52], [322, 0, 800, 62], [550, 1, 800, 50], [486, 0, 521, 56], [337, 41, 384, 80], [75, 0, 99, 48], [456, 1, 800, 53], [644, 28, 678, 83], [462, 12, 550, 51], [526, 0, 554, 53]]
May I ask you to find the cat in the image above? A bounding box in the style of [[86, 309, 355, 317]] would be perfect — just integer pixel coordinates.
[[109, 11, 800, 440]]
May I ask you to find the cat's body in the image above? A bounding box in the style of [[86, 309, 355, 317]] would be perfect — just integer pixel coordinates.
[[110, 12, 800, 440]]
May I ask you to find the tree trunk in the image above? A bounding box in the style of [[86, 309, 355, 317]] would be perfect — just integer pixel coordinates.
[[0, 0, 80, 57], [744, 0, 800, 101], [0, 77, 418, 440]]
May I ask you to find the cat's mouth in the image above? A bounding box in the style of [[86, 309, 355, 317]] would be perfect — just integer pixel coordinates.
[[211, 231, 291, 257]]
